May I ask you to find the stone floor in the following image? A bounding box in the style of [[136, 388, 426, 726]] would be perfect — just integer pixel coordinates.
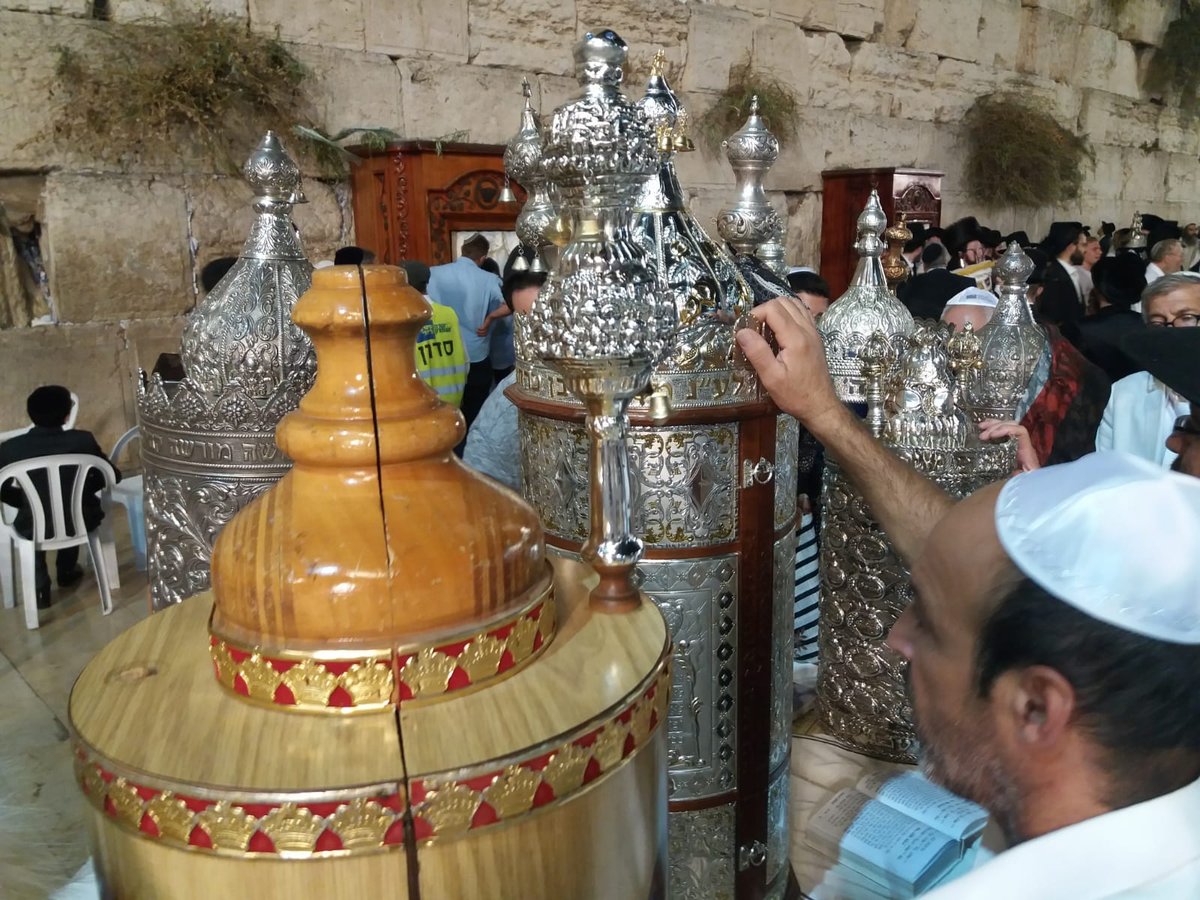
[[0, 517, 150, 899]]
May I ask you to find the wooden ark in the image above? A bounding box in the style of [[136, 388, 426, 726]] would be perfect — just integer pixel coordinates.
[[69, 267, 669, 899], [348, 142, 523, 266], [820, 168, 943, 298]]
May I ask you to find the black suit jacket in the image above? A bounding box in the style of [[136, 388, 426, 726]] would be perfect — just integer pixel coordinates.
[[897, 269, 976, 321], [0, 427, 120, 539], [1078, 307, 1146, 383]]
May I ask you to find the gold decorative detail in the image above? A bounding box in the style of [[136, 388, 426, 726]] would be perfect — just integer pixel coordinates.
[[421, 783, 479, 838], [280, 658, 338, 706], [211, 641, 239, 687], [197, 802, 258, 851], [328, 798, 394, 850], [108, 778, 145, 826], [400, 648, 457, 696], [239, 654, 281, 702], [146, 792, 195, 843], [339, 661, 394, 706], [537, 601, 556, 646], [457, 633, 505, 683], [593, 720, 628, 772], [542, 743, 590, 798], [631, 694, 655, 746], [260, 802, 322, 852], [506, 615, 538, 663], [482, 765, 541, 820], [650, 48, 666, 78], [80, 761, 106, 801]]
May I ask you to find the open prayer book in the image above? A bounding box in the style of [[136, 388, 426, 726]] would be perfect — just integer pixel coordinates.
[[805, 771, 988, 898]]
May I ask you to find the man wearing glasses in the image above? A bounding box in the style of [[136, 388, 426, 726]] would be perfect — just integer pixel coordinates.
[[1121, 326, 1200, 478], [1096, 273, 1200, 465]]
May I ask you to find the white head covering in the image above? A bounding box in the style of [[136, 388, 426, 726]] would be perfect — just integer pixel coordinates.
[[995, 452, 1200, 644], [943, 286, 998, 309], [787, 266, 816, 276]]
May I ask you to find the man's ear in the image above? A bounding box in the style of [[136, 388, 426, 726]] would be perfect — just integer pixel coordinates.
[[995, 665, 1076, 751]]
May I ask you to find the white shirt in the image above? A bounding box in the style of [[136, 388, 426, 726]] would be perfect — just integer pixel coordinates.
[[1096, 371, 1189, 468], [463, 372, 520, 491], [925, 776, 1200, 899], [1058, 257, 1084, 304], [1146, 261, 1167, 284]]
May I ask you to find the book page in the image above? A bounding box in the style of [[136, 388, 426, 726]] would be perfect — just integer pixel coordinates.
[[807, 789, 958, 893], [857, 771, 988, 842]]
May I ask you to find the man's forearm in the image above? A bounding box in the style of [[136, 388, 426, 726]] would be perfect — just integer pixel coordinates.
[[807, 405, 952, 566]]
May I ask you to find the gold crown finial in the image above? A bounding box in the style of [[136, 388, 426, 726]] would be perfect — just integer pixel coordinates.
[[650, 49, 666, 77]]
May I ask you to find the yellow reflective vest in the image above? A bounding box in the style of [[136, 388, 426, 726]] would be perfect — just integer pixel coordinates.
[[415, 300, 470, 407]]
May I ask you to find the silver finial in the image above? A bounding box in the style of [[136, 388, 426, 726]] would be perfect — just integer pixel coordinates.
[[716, 96, 782, 257]]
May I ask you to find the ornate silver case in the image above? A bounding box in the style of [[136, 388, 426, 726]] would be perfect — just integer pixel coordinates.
[[511, 45, 796, 899], [137, 133, 315, 610]]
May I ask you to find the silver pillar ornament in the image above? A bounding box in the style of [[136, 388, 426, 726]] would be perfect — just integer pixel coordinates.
[[504, 77, 557, 272], [819, 324, 1015, 762], [716, 96, 782, 258], [964, 242, 1049, 421], [137, 132, 315, 610], [1128, 210, 1148, 250], [526, 29, 673, 605], [512, 36, 798, 900], [818, 190, 915, 405]]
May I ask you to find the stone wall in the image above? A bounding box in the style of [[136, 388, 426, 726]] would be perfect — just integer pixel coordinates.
[[0, 0, 1192, 447]]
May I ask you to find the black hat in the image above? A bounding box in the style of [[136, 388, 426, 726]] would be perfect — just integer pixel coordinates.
[[1120, 328, 1200, 406], [1025, 247, 1051, 285], [904, 222, 930, 254], [27, 385, 73, 428], [1140, 214, 1165, 234], [1101, 221, 1116, 237], [942, 217, 983, 254], [1041, 221, 1084, 257], [981, 227, 1003, 248], [1148, 222, 1183, 248], [398, 259, 431, 294], [926, 226, 944, 241], [1002, 231, 1031, 248], [1092, 253, 1147, 308], [200, 256, 238, 294]]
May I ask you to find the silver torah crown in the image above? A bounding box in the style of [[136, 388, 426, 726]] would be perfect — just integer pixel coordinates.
[[529, 29, 674, 365], [818, 190, 914, 404], [716, 96, 782, 257], [964, 242, 1049, 422], [138, 132, 314, 610]]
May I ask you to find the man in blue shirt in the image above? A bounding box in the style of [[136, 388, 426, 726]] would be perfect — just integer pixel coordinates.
[[428, 234, 503, 440]]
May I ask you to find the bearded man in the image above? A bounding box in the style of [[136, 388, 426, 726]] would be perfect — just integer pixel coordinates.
[[737, 297, 1200, 898]]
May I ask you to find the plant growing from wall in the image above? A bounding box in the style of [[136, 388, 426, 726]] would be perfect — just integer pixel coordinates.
[[1146, 0, 1200, 121], [695, 59, 799, 156], [963, 92, 1094, 208], [50, 8, 314, 171]]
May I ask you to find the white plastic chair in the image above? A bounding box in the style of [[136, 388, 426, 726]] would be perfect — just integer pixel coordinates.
[[0, 393, 80, 604], [106, 427, 145, 571], [0, 454, 119, 629]]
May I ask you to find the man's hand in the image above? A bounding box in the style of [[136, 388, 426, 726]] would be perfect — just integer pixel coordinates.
[[736, 297, 843, 436], [978, 419, 1040, 473], [475, 322, 491, 337]]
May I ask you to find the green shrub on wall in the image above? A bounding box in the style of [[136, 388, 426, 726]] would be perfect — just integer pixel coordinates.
[[963, 93, 1094, 208], [51, 9, 313, 171], [695, 60, 799, 156], [1146, 1, 1200, 121]]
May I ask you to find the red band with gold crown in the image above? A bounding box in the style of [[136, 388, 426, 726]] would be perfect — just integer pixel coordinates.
[[208, 581, 557, 714]]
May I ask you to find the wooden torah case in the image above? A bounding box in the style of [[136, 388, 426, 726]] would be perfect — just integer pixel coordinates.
[[69, 267, 669, 899]]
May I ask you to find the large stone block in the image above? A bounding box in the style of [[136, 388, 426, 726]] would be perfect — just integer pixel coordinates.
[[0, 0, 88, 12], [44, 175, 192, 324], [879, 0, 918, 46], [1119, 147, 1169, 203], [848, 42, 940, 119], [975, 0, 1021, 69], [467, 0, 574, 75], [1074, 25, 1138, 98], [682, 5, 756, 93], [715, 0, 769, 14], [1016, 7, 1084, 83], [294, 180, 348, 263], [752, 17, 811, 92], [397, 60, 527, 145], [1077, 89, 1159, 151], [1164, 153, 1198, 205], [784, 189, 821, 268], [1156, 107, 1200, 157], [1113, 0, 1177, 48], [769, 107, 847, 192], [1021, 0, 1088, 21], [904, 0, 982, 63], [249, 0, 364, 51], [366, 0, 467, 60], [0, 323, 129, 450], [0, 11, 96, 170], [803, 31, 858, 112], [292, 45, 404, 138], [786, 0, 884, 39], [106, 0, 247, 21]]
